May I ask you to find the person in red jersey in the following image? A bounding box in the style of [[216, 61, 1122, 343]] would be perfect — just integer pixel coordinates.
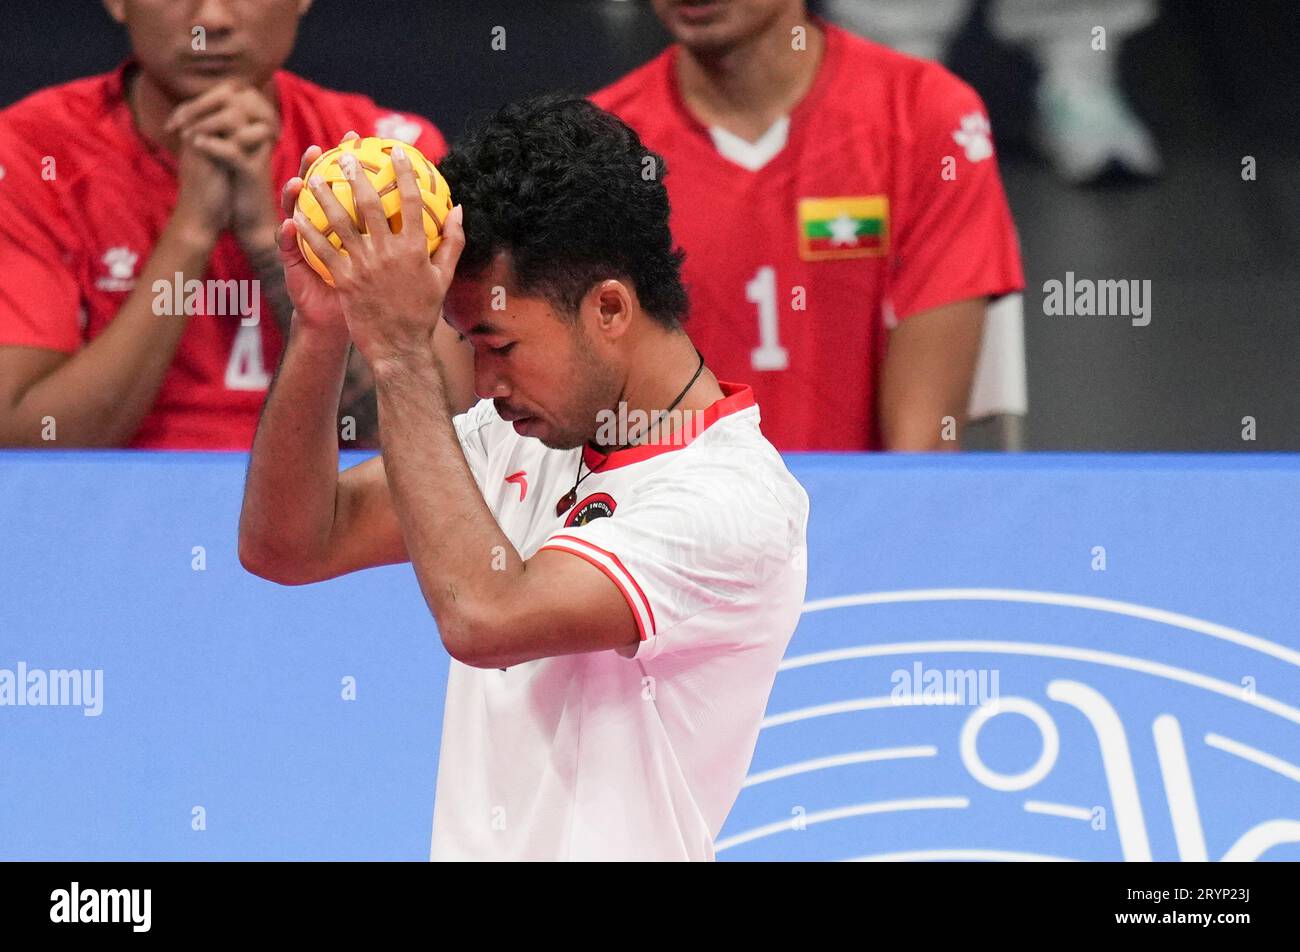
[[588, 0, 1025, 450], [0, 0, 445, 449]]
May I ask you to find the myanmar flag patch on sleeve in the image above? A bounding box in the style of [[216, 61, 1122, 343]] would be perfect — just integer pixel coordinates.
[[797, 195, 889, 261]]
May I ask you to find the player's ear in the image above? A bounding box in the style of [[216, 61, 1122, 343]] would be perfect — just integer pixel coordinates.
[[589, 280, 633, 342], [101, 0, 126, 25]]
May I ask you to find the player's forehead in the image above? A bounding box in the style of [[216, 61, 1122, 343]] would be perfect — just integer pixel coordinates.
[[444, 254, 544, 336]]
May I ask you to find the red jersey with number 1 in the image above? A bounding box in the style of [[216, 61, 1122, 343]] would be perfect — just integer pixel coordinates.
[[0, 61, 446, 448], [593, 22, 1024, 450]]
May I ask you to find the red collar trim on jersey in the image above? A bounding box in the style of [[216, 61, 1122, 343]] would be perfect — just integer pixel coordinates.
[[664, 16, 844, 143], [581, 381, 755, 472]]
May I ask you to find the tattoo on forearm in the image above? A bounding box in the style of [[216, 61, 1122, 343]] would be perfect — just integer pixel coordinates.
[[246, 240, 294, 336]]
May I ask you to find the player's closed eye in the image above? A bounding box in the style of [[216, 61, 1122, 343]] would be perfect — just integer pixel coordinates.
[[491, 342, 516, 356]]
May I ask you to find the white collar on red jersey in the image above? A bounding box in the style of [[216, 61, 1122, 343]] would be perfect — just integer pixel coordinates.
[[708, 116, 791, 172]]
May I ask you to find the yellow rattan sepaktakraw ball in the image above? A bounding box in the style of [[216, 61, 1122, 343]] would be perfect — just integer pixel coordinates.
[[294, 136, 453, 286]]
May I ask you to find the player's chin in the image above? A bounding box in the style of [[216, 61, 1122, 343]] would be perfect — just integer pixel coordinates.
[[663, 2, 743, 45], [672, 24, 747, 56], [166, 58, 257, 96], [512, 416, 556, 445], [529, 423, 583, 452], [159, 72, 235, 103]]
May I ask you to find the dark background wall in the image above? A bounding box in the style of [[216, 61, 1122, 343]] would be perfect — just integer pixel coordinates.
[[3, 0, 1298, 450]]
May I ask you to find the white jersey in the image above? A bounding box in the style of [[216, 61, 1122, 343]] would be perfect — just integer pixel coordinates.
[[429, 382, 809, 861]]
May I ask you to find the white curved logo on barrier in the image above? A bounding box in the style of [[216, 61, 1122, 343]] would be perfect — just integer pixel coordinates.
[[719, 589, 1300, 862]]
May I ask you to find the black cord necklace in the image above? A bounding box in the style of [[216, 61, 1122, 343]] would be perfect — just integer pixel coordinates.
[[555, 348, 707, 518]]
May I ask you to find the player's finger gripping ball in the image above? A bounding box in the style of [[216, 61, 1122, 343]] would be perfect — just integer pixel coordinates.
[[295, 136, 453, 286]]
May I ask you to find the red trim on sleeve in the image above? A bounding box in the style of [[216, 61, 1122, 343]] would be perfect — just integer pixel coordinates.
[[545, 533, 657, 637], [538, 543, 648, 642]]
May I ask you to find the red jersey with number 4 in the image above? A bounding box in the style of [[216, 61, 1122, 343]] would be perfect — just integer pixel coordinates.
[[593, 22, 1024, 450], [0, 62, 446, 449]]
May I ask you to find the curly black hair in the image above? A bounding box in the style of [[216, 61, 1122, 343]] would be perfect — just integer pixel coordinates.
[[438, 95, 689, 329]]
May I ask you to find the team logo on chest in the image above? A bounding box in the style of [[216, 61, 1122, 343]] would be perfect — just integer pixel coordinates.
[[95, 246, 139, 292], [797, 196, 889, 261], [374, 113, 421, 144], [564, 492, 617, 527]]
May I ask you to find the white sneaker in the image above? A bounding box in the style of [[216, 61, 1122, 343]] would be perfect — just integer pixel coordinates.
[[1035, 78, 1163, 185]]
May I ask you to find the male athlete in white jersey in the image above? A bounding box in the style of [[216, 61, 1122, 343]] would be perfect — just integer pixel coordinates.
[[239, 97, 810, 860]]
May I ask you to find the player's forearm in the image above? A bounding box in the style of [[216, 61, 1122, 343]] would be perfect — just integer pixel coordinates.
[[0, 220, 216, 446], [240, 226, 294, 337], [882, 411, 966, 451], [879, 367, 970, 449], [239, 314, 350, 577], [880, 377, 973, 450], [371, 349, 523, 660], [879, 299, 985, 452]]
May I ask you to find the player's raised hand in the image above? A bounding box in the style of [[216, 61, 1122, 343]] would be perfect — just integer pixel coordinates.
[[296, 141, 465, 370], [277, 142, 349, 334]]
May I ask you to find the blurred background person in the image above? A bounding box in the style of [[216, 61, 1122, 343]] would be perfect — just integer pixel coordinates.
[[584, 0, 1024, 450], [824, 0, 1161, 185], [0, 0, 445, 448], [5, 0, 1294, 453]]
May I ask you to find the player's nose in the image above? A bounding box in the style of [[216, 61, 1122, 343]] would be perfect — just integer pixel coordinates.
[[473, 364, 509, 401], [193, 0, 239, 34]]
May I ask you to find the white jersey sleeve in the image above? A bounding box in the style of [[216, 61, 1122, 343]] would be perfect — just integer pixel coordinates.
[[539, 449, 804, 662], [451, 399, 501, 489]]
